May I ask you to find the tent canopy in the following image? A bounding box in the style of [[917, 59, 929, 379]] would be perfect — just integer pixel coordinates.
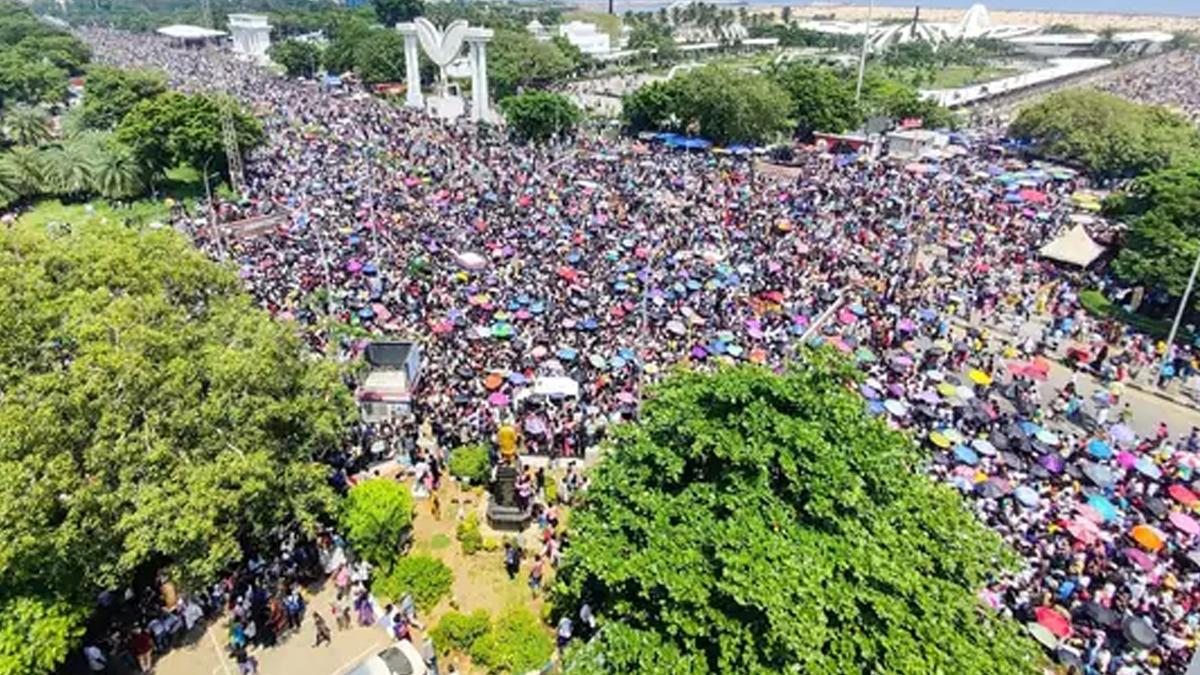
[[1040, 224, 1106, 267], [156, 24, 226, 40]]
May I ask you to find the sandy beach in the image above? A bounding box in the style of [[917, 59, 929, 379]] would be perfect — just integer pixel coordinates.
[[775, 5, 1200, 33]]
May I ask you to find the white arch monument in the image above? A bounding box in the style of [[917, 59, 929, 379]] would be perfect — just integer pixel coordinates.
[[396, 18, 493, 122]]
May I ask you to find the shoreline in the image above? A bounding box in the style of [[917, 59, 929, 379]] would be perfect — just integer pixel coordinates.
[[578, 2, 1200, 32]]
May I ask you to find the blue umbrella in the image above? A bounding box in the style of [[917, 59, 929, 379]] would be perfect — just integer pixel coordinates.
[[557, 348, 577, 361], [1088, 438, 1113, 460], [686, 279, 702, 291], [530, 302, 545, 314], [1018, 421, 1042, 437], [1088, 495, 1118, 522], [918, 308, 938, 321], [1015, 485, 1040, 506], [566, 252, 582, 263], [508, 372, 527, 385], [610, 356, 627, 369], [362, 263, 377, 275], [708, 341, 728, 355], [358, 308, 375, 319], [860, 384, 881, 400], [954, 444, 980, 466], [866, 400, 886, 416], [580, 318, 599, 331], [617, 348, 635, 361], [517, 295, 531, 305], [1135, 457, 1162, 480], [849, 303, 866, 316]]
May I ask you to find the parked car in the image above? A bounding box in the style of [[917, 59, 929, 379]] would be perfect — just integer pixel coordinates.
[[344, 641, 428, 675]]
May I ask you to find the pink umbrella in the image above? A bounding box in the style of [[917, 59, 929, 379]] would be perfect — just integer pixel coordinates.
[[1123, 547, 1155, 571], [617, 392, 636, 404], [1170, 511, 1200, 535], [431, 320, 454, 334], [1075, 504, 1104, 524], [1116, 452, 1138, 469], [487, 392, 510, 407], [1066, 519, 1100, 544], [531, 346, 548, 359], [371, 303, 392, 323], [515, 309, 533, 320], [838, 310, 856, 324]]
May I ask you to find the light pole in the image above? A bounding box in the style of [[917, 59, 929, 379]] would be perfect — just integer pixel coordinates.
[[1162, 245, 1200, 378], [201, 156, 224, 259], [854, 0, 875, 104]]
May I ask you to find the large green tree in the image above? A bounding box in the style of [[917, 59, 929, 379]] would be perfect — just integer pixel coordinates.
[[78, 65, 167, 131], [621, 80, 680, 135], [555, 360, 1040, 675], [372, 0, 423, 27], [269, 38, 323, 79], [499, 91, 582, 143], [116, 91, 264, 181], [0, 219, 354, 675], [1110, 162, 1200, 301], [354, 29, 406, 85], [773, 63, 861, 139], [674, 65, 792, 144], [488, 29, 577, 100], [1009, 89, 1200, 178]]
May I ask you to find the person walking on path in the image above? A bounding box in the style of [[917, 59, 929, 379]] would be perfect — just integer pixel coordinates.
[[312, 613, 332, 647], [528, 555, 544, 599]]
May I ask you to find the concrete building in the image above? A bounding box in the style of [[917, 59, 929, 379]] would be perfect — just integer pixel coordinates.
[[557, 21, 612, 56], [228, 14, 271, 61]]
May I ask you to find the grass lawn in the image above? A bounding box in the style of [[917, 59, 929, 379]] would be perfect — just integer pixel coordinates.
[[1078, 289, 1190, 342], [928, 65, 1015, 89], [16, 164, 224, 231]]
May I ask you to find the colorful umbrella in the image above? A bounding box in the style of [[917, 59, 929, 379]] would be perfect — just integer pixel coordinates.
[[1169, 484, 1200, 506], [1015, 485, 1039, 506], [1123, 547, 1155, 571], [1130, 524, 1165, 551], [968, 369, 992, 386], [953, 444, 979, 465], [1087, 495, 1118, 522], [1171, 511, 1200, 535], [1035, 607, 1072, 639], [484, 374, 503, 390], [1087, 438, 1112, 459], [1135, 457, 1162, 480], [929, 431, 951, 448], [487, 392, 510, 407]]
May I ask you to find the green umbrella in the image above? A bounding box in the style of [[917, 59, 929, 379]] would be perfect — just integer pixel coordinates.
[[855, 348, 877, 362]]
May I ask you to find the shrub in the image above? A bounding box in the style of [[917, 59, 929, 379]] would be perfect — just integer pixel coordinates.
[[469, 606, 554, 675], [544, 479, 558, 504], [456, 512, 484, 555], [482, 537, 500, 553], [430, 610, 491, 656], [448, 444, 491, 485], [339, 479, 414, 567], [373, 555, 453, 612]]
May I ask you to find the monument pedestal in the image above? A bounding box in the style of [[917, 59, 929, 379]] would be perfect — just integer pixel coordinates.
[[485, 460, 531, 529]]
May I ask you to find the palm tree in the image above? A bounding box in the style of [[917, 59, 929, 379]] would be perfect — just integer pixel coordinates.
[[3, 105, 52, 147], [1, 146, 45, 196], [41, 146, 96, 197], [781, 6, 792, 25], [0, 157, 20, 205], [89, 143, 143, 199]]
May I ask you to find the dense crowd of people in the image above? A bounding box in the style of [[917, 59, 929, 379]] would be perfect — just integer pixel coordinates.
[[1103, 49, 1200, 126], [78, 27, 1200, 675]]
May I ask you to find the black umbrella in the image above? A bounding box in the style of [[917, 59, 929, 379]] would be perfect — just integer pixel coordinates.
[[1144, 497, 1168, 518], [1074, 602, 1118, 628], [989, 431, 1011, 451], [1055, 648, 1084, 674], [1029, 465, 1051, 480], [977, 480, 1006, 499], [1029, 440, 1053, 456], [1000, 451, 1026, 469], [1122, 615, 1158, 649]]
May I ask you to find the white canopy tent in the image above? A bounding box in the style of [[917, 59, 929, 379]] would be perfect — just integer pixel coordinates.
[[156, 25, 226, 41], [1039, 224, 1107, 268]]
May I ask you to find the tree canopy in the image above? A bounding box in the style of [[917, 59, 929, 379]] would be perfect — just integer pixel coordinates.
[[116, 91, 264, 181], [773, 63, 861, 139], [269, 38, 322, 79], [1109, 162, 1200, 302], [372, 0, 424, 27], [0, 219, 353, 675], [0, 1, 89, 111], [78, 65, 167, 132], [500, 91, 582, 143], [1009, 89, 1200, 178], [488, 29, 578, 100], [554, 360, 1040, 675]]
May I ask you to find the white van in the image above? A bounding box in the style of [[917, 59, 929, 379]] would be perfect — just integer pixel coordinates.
[[344, 641, 429, 675]]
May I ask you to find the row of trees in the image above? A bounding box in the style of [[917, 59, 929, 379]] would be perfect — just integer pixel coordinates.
[[2, 63, 262, 208], [0, 0, 91, 111], [622, 62, 953, 145]]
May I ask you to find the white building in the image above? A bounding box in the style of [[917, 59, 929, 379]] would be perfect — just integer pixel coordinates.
[[228, 14, 271, 61], [557, 21, 612, 56], [797, 4, 1039, 53]]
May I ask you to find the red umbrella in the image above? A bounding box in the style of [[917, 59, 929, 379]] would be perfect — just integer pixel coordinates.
[[1035, 606, 1072, 638], [1020, 189, 1047, 204], [1169, 484, 1200, 507], [1021, 366, 1049, 382]]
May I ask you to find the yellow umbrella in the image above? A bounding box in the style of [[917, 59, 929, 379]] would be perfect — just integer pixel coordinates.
[[930, 431, 951, 448], [968, 369, 993, 386], [937, 382, 958, 398]]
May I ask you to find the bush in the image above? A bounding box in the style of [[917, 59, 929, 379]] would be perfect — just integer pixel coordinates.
[[469, 606, 554, 675], [448, 444, 491, 485], [544, 479, 558, 504], [373, 555, 453, 612], [456, 512, 484, 555], [339, 479, 414, 567], [430, 610, 491, 655]]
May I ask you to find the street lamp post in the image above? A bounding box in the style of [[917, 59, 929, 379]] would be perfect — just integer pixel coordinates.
[[854, 0, 875, 104], [1162, 244, 1200, 378]]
